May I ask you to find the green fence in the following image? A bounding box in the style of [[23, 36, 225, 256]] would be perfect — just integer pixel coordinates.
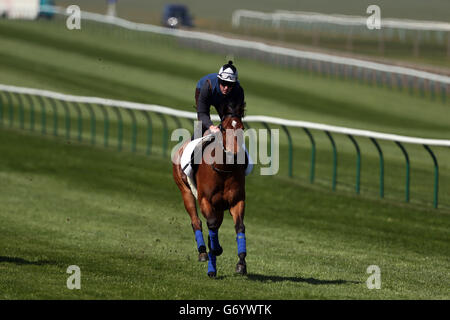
[[1, 87, 449, 210]]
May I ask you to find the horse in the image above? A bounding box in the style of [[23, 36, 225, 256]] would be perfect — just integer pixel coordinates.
[[172, 104, 247, 278]]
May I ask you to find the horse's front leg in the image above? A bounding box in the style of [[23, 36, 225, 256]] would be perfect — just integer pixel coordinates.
[[230, 200, 247, 275]]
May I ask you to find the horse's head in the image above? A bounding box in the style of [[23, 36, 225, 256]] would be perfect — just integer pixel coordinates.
[[219, 102, 246, 156]]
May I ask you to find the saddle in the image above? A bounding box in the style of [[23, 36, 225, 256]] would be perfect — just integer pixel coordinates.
[[181, 134, 252, 198], [191, 136, 250, 176], [190, 135, 215, 179]]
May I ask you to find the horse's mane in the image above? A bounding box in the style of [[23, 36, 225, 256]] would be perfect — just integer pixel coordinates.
[[224, 101, 246, 119]]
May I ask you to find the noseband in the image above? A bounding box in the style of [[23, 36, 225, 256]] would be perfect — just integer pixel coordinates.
[[211, 114, 243, 174]]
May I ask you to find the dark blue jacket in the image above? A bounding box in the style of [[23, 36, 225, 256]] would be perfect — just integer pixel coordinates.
[[196, 73, 244, 131]]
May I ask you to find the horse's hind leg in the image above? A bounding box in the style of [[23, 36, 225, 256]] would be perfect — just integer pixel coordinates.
[[173, 164, 207, 262], [182, 192, 208, 262], [230, 200, 247, 275]]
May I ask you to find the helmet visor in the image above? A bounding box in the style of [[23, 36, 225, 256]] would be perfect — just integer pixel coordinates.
[[217, 67, 237, 82], [219, 79, 235, 87]]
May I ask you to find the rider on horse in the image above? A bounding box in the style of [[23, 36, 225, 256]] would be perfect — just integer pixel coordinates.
[[174, 61, 250, 277], [183, 61, 251, 195], [195, 60, 245, 135]]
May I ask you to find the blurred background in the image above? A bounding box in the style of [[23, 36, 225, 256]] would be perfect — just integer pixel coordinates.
[[55, 0, 450, 69]]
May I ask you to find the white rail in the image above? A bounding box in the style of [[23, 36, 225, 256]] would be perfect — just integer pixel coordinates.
[[1, 84, 449, 147], [232, 9, 450, 32], [40, 6, 450, 86]]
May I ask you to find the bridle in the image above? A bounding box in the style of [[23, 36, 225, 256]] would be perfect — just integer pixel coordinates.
[[210, 114, 243, 174]]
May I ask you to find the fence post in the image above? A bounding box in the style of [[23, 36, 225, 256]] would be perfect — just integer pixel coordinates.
[[408, 76, 414, 96], [325, 131, 337, 191], [281, 125, 293, 178], [99, 105, 109, 147], [441, 83, 446, 104], [370, 138, 384, 198], [141, 111, 152, 155], [24, 95, 35, 131], [60, 100, 71, 140], [430, 81, 435, 101], [171, 115, 182, 131], [156, 113, 168, 157], [419, 78, 425, 98], [36, 96, 47, 135], [49, 98, 58, 136], [3, 91, 13, 128], [85, 103, 96, 145], [395, 141, 410, 203], [171, 115, 183, 144], [348, 135, 361, 194], [260, 122, 273, 165], [423, 145, 439, 209], [0, 92, 3, 127], [72, 102, 83, 142], [112, 108, 123, 151], [396, 73, 403, 92], [302, 128, 316, 183], [17, 94, 25, 130], [126, 109, 138, 153]]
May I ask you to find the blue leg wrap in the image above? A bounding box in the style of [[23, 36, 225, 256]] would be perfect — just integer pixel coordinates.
[[236, 232, 246, 255], [209, 229, 220, 251], [195, 230, 205, 249], [207, 252, 216, 274]]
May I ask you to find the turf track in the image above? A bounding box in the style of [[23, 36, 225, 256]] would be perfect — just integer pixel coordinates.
[[0, 18, 449, 299], [0, 128, 449, 299]]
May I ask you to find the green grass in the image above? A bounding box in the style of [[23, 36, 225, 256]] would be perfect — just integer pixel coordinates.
[[0, 18, 449, 299], [0, 128, 448, 299]]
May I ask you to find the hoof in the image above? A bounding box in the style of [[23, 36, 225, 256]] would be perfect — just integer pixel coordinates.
[[198, 245, 208, 262], [208, 271, 216, 278], [235, 262, 247, 275], [198, 252, 208, 262]]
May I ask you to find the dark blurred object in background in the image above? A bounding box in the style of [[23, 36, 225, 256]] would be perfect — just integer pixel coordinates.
[[38, 0, 54, 19], [162, 4, 194, 28], [0, 0, 54, 20]]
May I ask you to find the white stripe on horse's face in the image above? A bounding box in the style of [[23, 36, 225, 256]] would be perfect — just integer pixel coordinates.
[[232, 120, 237, 128]]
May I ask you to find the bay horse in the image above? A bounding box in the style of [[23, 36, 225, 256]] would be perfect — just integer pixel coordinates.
[[172, 104, 247, 278]]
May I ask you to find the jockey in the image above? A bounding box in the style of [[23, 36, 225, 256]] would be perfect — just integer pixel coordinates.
[[195, 60, 245, 135], [182, 61, 252, 198]]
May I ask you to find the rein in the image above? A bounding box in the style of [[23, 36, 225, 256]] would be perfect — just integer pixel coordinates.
[[210, 163, 233, 174]]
